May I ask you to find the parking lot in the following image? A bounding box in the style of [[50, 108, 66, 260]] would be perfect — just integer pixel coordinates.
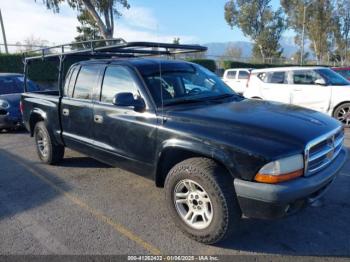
[[0, 130, 349, 256]]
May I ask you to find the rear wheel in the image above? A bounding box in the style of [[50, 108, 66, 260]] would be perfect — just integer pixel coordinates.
[[34, 121, 64, 164], [165, 157, 241, 244], [333, 103, 350, 127]]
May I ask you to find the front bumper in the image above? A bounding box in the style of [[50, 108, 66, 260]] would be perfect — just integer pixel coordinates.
[[234, 147, 348, 219], [0, 114, 22, 129]]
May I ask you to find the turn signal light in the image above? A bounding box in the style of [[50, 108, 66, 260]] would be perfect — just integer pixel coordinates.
[[254, 169, 303, 184]]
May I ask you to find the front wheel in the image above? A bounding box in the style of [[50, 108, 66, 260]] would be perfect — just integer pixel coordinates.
[[34, 121, 64, 164], [333, 103, 350, 127], [164, 157, 241, 244]]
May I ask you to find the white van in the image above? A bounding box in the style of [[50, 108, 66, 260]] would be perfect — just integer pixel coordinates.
[[222, 68, 252, 94], [244, 67, 350, 126]]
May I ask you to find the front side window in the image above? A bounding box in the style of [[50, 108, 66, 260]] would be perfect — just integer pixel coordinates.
[[73, 65, 101, 100], [293, 70, 323, 85], [141, 63, 235, 106], [101, 66, 139, 103]]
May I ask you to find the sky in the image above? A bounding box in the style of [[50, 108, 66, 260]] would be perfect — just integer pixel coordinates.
[[0, 0, 284, 47]]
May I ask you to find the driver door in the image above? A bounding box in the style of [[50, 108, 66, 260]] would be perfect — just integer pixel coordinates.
[[92, 65, 158, 177]]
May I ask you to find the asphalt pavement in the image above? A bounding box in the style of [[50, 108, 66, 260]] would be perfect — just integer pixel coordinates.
[[0, 130, 349, 256]]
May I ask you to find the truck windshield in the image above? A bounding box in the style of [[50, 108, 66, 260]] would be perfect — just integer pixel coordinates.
[[316, 68, 350, 86], [142, 64, 236, 106]]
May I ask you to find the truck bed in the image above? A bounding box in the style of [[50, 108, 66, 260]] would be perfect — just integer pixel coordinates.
[[21, 91, 63, 145]]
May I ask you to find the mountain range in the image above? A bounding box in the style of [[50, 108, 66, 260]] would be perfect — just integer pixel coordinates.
[[204, 36, 311, 59]]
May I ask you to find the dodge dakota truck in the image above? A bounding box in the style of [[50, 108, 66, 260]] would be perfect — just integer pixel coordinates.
[[21, 41, 347, 244]]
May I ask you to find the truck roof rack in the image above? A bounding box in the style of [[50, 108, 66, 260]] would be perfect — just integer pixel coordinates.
[[23, 38, 207, 94], [23, 38, 207, 62]]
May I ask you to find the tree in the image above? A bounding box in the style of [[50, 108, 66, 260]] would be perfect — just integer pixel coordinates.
[[38, 0, 130, 39], [173, 37, 180, 44], [281, 0, 335, 64], [224, 0, 286, 61], [15, 35, 49, 52], [333, 0, 350, 65], [75, 9, 101, 42]]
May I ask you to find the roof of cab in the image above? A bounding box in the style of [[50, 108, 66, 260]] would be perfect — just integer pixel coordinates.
[[75, 57, 196, 75]]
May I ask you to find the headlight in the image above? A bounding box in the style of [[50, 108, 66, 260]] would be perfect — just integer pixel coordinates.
[[254, 154, 304, 184], [0, 99, 9, 109]]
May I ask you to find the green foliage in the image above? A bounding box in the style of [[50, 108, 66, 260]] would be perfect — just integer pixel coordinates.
[[0, 54, 84, 82], [0, 54, 23, 74], [75, 9, 102, 43], [224, 0, 286, 60], [38, 0, 130, 39], [281, 0, 335, 64], [187, 59, 217, 72]]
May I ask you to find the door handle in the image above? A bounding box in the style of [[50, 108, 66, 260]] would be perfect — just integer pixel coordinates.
[[62, 108, 69, 116], [293, 88, 302, 91], [94, 115, 103, 124]]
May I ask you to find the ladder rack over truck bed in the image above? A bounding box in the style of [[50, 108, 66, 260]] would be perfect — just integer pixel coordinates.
[[22, 38, 207, 94]]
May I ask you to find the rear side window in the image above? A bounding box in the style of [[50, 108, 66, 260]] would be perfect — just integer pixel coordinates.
[[257, 72, 268, 82], [73, 65, 101, 100], [238, 70, 249, 80], [269, 71, 286, 84], [226, 71, 236, 79], [101, 66, 139, 103]]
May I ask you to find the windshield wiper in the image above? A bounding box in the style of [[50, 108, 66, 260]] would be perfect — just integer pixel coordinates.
[[163, 98, 207, 106], [208, 94, 236, 100]]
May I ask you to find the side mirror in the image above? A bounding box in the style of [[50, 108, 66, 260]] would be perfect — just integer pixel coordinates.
[[113, 92, 146, 112], [315, 78, 327, 86]]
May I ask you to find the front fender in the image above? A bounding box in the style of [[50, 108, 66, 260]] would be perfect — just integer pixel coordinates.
[[157, 138, 238, 178]]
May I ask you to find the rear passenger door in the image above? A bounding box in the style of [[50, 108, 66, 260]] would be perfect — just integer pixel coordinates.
[[260, 71, 291, 104], [61, 64, 104, 152], [92, 65, 158, 176]]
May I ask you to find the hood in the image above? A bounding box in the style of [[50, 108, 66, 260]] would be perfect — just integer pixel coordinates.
[[0, 93, 21, 107], [166, 99, 341, 158]]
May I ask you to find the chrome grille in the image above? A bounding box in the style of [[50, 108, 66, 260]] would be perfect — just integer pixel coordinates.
[[304, 127, 344, 176]]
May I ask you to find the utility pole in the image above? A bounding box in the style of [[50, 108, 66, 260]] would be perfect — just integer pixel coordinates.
[[300, 1, 313, 66], [0, 9, 9, 54]]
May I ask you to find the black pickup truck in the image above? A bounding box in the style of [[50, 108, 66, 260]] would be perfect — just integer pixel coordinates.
[[21, 42, 347, 244]]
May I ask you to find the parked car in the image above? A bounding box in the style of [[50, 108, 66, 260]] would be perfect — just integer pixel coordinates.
[[244, 66, 350, 126], [22, 45, 347, 244], [332, 67, 350, 80], [0, 73, 39, 131], [222, 68, 252, 94]]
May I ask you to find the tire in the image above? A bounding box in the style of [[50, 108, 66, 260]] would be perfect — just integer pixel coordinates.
[[164, 157, 241, 244], [34, 121, 64, 164], [333, 103, 350, 127]]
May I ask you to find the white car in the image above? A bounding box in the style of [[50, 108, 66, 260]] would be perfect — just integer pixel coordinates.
[[244, 66, 350, 126], [222, 68, 252, 94]]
